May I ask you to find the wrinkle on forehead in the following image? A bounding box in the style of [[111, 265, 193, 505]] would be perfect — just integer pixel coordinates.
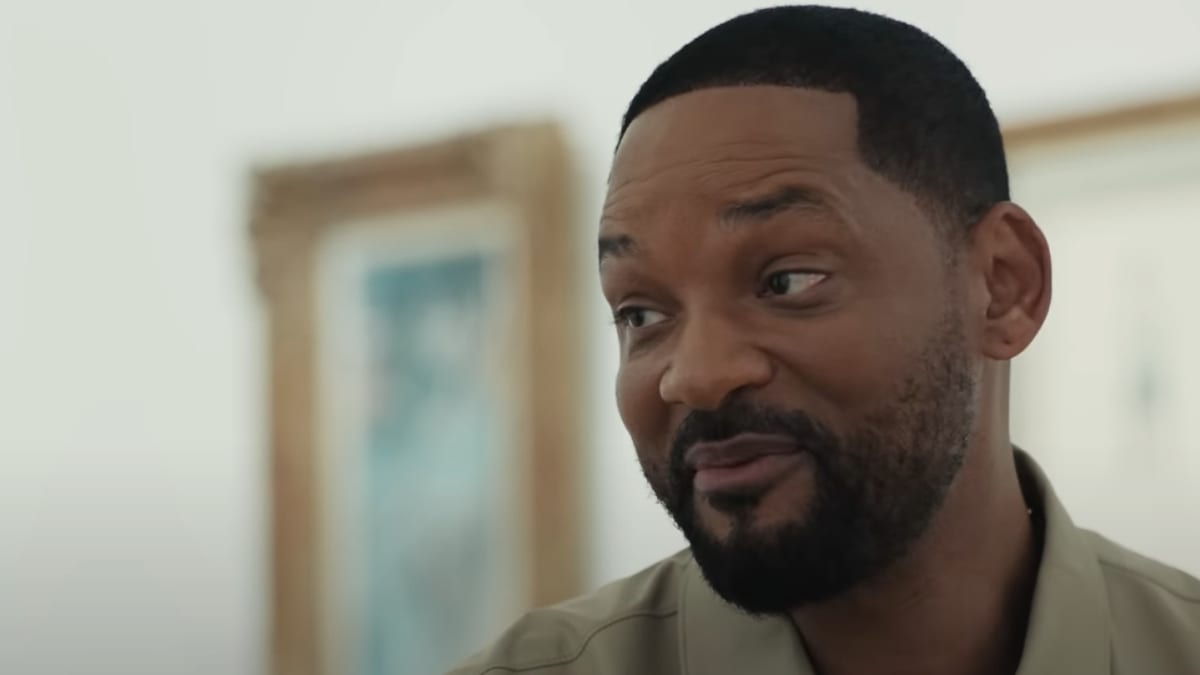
[[603, 88, 862, 228], [596, 88, 929, 269], [611, 87, 859, 168], [606, 146, 846, 197], [601, 153, 861, 237]]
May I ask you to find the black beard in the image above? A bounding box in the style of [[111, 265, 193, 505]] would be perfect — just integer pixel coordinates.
[[640, 315, 975, 614]]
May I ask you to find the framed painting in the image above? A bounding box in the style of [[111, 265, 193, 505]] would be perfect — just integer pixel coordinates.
[[250, 123, 583, 675], [1003, 94, 1200, 569]]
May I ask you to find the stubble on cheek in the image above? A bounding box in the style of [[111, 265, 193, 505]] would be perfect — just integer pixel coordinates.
[[634, 444, 674, 508]]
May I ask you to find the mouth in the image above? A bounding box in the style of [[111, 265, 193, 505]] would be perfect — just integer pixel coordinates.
[[686, 433, 806, 495]]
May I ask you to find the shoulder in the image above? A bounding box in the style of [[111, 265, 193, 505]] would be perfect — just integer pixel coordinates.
[[1088, 531, 1200, 607], [446, 550, 693, 675], [1085, 531, 1200, 669]]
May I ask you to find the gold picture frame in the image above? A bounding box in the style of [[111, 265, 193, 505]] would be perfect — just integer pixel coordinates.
[[1003, 94, 1200, 150], [249, 123, 583, 675]]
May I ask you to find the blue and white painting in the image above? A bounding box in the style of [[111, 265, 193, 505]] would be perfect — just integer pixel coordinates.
[[317, 205, 526, 675], [357, 252, 511, 675]]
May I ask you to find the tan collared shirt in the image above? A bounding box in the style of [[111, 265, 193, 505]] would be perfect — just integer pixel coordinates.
[[449, 453, 1200, 674]]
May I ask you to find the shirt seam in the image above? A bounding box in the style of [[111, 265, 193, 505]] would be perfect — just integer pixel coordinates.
[[678, 556, 696, 675], [1098, 559, 1200, 603], [470, 608, 681, 674]]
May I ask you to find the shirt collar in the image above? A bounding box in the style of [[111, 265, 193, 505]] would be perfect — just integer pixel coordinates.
[[678, 450, 1112, 675], [1012, 450, 1112, 674], [679, 554, 814, 675]]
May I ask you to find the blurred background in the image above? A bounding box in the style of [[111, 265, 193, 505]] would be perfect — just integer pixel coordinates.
[[2, 1, 1198, 674]]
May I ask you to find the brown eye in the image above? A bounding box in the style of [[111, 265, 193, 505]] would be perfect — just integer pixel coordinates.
[[614, 307, 668, 329], [763, 271, 827, 297]]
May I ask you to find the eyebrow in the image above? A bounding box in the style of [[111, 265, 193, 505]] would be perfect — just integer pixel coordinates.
[[720, 185, 827, 228], [598, 233, 637, 266], [598, 185, 830, 266]]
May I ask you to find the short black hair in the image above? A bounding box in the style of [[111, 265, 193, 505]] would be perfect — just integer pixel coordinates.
[[619, 5, 1009, 234]]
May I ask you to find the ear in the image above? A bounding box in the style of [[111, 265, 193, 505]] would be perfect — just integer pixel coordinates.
[[970, 202, 1052, 360]]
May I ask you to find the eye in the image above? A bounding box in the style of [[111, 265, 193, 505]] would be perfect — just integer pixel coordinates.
[[762, 271, 827, 297], [613, 306, 669, 329]]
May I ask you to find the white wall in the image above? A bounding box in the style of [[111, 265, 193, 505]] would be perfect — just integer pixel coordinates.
[[2, 1, 1198, 673], [1007, 119, 1200, 576]]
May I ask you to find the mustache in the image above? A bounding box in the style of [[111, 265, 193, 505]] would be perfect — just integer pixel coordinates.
[[668, 399, 838, 472]]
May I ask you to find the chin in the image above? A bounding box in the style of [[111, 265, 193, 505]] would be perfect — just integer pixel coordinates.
[[697, 494, 810, 541]]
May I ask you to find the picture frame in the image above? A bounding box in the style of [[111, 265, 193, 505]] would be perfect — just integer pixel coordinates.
[[250, 123, 584, 675]]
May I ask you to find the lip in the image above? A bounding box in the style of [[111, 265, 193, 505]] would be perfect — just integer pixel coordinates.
[[685, 433, 805, 494]]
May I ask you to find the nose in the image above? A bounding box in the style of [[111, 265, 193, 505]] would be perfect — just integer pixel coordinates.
[[658, 311, 773, 411]]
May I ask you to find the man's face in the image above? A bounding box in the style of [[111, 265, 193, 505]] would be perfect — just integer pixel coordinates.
[[599, 86, 981, 612]]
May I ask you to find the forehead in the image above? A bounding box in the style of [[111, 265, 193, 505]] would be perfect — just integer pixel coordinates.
[[600, 85, 943, 271], [607, 86, 861, 203]]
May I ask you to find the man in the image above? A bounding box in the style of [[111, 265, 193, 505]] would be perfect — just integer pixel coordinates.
[[450, 6, 1200, 674]]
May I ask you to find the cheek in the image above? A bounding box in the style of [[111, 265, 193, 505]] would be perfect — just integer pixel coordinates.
[[615, 359, 672, 452], [765, 305, 932, 416]]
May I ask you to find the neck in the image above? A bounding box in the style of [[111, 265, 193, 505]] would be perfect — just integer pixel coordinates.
[[789, 386, 1038, 675]]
